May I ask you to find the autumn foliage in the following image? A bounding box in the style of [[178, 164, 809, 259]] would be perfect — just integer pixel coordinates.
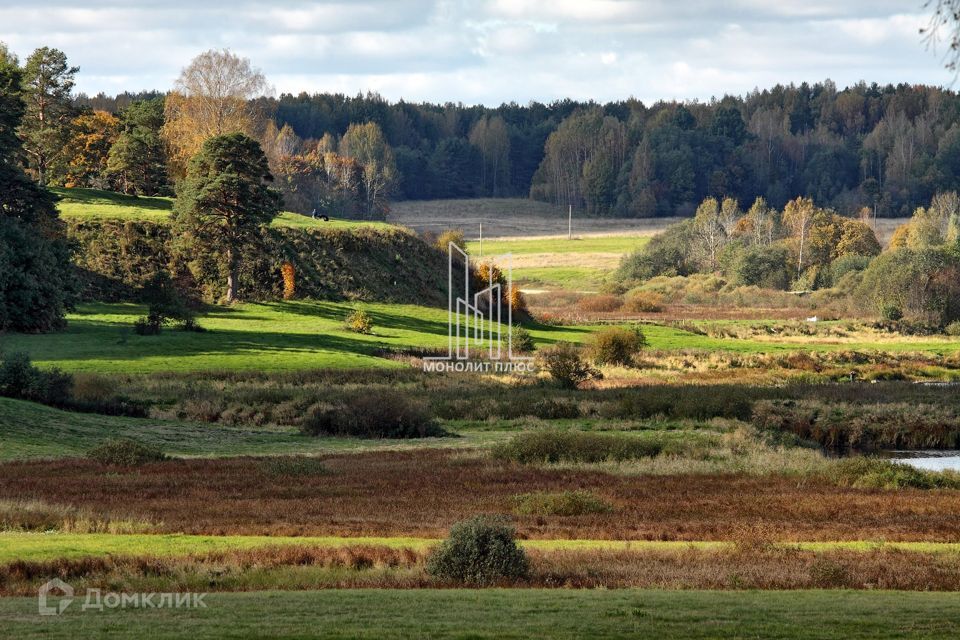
[[281, 262, 296, 299]]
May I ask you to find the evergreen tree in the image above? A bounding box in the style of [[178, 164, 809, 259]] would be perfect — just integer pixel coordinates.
[[107, 98, 168, 195], [0, 43, 73, 331], [172, 133, 281, 303], [19, 47, 78, 185]]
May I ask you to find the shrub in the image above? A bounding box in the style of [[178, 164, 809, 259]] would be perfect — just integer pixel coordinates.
[[475, 261, 504, 286], [589, 326, 647, 367], [622, 290, 664, 313], [426, 515, 529, 585], [512, 490, 612, 517], [136, 271, 199, 333], [507, 284, 527, 313], [537, 342, 601, 389], [577, 294, 622, 313], [492, 430, 663, 464], [301, 392, 445, 439], [344, 309, 373, 334], [945, 320, 960, 336], [0, 352, 72, 405], [508, 325, 534, 353], [731, 245, 791, 290], [281, 262, 296, 299], [527, 398, 580, 419], [133, 311, 163, 335], [435, 229, 466, 253], [87, 438, 167, 466], [825, 457, 960, 490]]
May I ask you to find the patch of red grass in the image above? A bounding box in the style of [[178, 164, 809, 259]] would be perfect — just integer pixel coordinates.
[[1, 450, 959, 541]]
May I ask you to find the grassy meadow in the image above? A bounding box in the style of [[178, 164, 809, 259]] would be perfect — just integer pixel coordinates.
[[2, 191, 960, 638]]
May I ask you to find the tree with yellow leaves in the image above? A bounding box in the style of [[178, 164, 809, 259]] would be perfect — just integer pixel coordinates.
[[162, 49, 268, 177]]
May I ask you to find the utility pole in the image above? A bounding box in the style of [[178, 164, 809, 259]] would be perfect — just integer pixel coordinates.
[[568, 204, 572, 240], [479, 222, 483, 257]]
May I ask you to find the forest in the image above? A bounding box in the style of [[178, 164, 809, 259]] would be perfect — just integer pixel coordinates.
[[77, 81, 960, 219]]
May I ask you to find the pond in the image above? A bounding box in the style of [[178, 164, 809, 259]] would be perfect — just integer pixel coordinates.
[[884, 451, 960, 472]]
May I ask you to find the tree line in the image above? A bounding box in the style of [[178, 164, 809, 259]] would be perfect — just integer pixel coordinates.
[[78, 80, 960, 219]]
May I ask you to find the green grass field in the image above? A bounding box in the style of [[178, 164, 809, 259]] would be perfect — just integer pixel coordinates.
[[0, 301, 601, 373], [3, 589, 959, 639], [465, 235, 650, 256], [0, 398, 504, 461], [52, 187, 392, 231], [5, 302, 960, 376]]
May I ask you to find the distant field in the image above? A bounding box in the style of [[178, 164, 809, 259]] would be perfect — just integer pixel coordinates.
[[3, 589, 960, 639], [392, 197, 679, 238], [52, 187, 392, 231], [464, 233, 652, 291]]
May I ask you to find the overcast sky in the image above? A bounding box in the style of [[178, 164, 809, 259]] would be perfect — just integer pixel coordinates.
[[0, 1, 952, 105]]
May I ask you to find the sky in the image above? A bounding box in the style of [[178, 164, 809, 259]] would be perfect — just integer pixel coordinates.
[[0, 0, 953, 106]]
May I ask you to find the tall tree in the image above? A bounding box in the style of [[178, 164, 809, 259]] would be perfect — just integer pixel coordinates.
[[19, 47, 78, 185], [340, 122, 396, 218], [64, 110, 119, 188], [469, 115, 511, 196], [0, 43, 73, 331], [107, 98, 169, 195], [172, 133, 280, 303], [162, 49, 268, 177]]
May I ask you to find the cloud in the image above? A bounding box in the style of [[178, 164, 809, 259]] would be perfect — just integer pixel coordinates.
[[0, 0, 950, 104]]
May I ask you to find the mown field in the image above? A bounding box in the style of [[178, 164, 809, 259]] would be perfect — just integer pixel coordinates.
[[6, 589, 960, 640], [53, 187, 391, 231]]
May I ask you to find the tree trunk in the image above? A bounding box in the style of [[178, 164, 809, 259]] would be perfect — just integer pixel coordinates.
[[225, 246, 237, 303]]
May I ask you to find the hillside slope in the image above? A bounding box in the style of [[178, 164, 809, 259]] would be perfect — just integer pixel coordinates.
[[57, 188, 450, 306]]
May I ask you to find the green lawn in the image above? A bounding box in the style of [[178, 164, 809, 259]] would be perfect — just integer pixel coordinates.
[[52, 187, 392, 231], [514, 266, 608, 290], [0, 301, 599, 373], [0, 397, 502, 461], [466, 235, 650, 256], [4, 302, 960, 376], [3, 589, 959, 639]]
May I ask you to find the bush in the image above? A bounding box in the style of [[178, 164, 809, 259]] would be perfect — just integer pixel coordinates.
[[133, 311, 163, 335], [527, 398, 581, 419], [426, 515, 529, 585], [947, 321, 960, 336], [344, 309, 373, 334], [301, 392, 445, 438], [508, 325, 534, 353], [589, 326, 647, 367], [577, 294, 622, 313], [622, 290, 664, 313], [512, 490, 612, 517], [435, 229, 466, 253], [537, 342, 601, 389], [731, 245, 791, 290], [87, 438, 167, 466], [825, 457, 960, 490], [0, 352, 72, 405], [492, 430, 664, 464]]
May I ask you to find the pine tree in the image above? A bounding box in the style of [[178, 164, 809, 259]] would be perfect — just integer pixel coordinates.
[[172, 133, 281, 303]]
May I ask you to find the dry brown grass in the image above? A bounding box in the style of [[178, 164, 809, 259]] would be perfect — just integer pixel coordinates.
[[2, 544, 959, 594], [1, 450, 959, 541]]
